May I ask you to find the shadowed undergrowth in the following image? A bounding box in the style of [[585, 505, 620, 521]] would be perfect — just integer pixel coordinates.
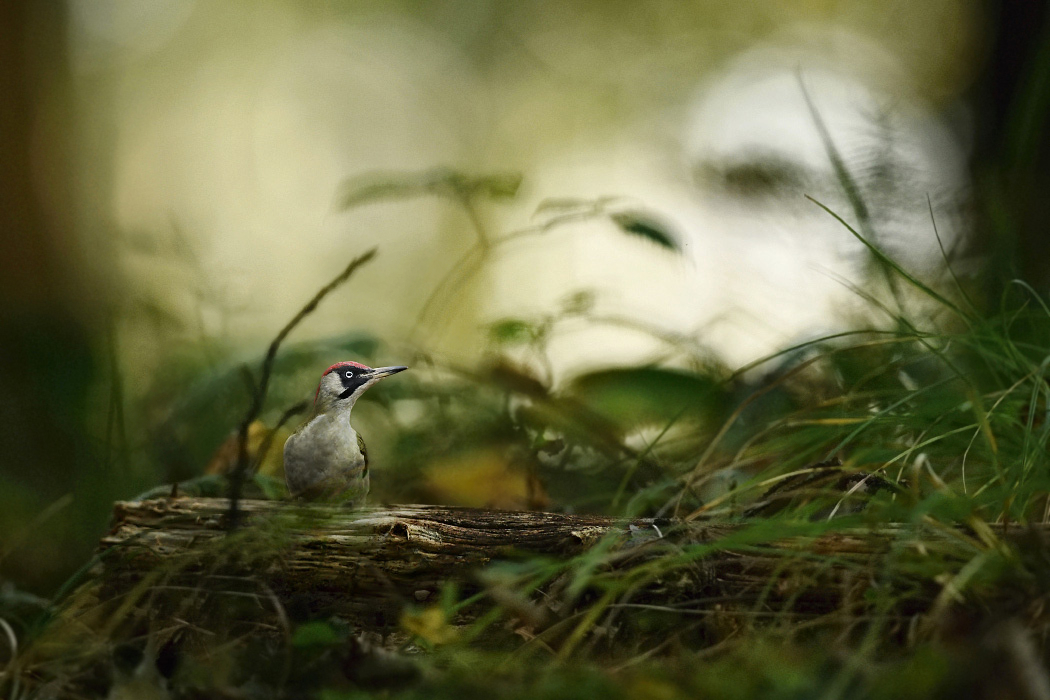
[[4, 162, 1050, 698]]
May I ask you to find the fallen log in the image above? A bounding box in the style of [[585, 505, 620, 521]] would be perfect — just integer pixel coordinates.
[[97, 498, 679, 627], [89, 497, 1045, 640]]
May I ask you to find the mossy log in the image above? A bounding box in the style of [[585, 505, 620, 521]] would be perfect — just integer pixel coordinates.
[[94, 498, 1041, 633]]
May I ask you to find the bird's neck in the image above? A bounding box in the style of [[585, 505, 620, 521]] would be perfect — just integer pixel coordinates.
[[313, 399, 356, 423], [314, 382, 371, 418]]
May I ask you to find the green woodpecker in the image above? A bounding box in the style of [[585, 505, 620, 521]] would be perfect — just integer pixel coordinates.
[[283, 361, 407, 505]]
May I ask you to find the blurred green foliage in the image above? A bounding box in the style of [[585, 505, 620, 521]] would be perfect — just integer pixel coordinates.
[[3, 3, 1050, 697], [12, 149, 1050, 695]]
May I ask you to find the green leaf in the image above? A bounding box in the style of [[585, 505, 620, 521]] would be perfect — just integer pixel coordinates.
[[535, 195, 622, 215], [335, 172, 434, 209], [130, 475, 227, 501], [335, 168, 521, 210], [696, 156, 809, 197], [609, 211, 681, 253], [252, 473, 287, 500], [569, 367, 726, 428], [534, 197, 594, 214], [488, 319, 538, 345], [470, 172, 522, 200], [560, 290, 596, 316], [291, 621, 341, 647]]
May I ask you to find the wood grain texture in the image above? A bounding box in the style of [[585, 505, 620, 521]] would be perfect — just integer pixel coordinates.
[[94, 498, 1042, 630]]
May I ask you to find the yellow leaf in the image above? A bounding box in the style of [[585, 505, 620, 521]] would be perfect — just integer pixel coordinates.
[[400, 606, 457, 645], [204, 421, 290, 479], [423, 448, 548, 510]]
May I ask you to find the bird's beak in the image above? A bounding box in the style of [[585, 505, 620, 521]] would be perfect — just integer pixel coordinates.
[[370, 365, 408, 378], [337, 365, 408, 401]]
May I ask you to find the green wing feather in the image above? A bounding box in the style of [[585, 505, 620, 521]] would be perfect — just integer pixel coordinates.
[[357, 433, 368, 476]]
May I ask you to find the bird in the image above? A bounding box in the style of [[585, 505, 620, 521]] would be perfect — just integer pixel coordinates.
[[283, 361, 407, 505]]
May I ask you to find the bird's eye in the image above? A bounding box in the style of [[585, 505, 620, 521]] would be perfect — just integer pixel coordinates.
[[344, 370, 354, 379]]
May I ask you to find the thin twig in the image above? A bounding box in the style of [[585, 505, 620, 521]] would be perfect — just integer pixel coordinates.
[[227, 248, 378, 528], [250, 400, 309, 474]]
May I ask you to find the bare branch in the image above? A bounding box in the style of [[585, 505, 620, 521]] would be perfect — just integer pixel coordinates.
[[227, 248, 378, 527]]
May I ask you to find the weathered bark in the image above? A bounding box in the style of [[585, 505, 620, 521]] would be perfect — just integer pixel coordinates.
[[93, 498, 1042, 633], [98, 498, 672, 626]]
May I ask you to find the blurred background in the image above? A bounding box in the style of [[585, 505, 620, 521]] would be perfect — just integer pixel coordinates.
[[1, 0, 1047, 595]]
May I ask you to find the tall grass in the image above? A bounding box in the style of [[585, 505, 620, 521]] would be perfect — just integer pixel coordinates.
[[6, 138, 1050, 700]]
